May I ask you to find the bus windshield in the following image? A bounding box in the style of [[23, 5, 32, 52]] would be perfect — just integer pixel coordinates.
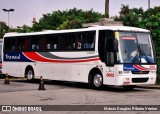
[[116, 32, 155, 64]]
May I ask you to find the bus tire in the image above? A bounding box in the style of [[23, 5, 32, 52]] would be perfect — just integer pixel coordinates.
[[89, 72, 103, 90], [25, 68, 34, 80]]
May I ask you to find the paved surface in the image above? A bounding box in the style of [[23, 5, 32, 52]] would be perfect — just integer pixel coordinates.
[[0, 79, 160, 114], [137, 84, 160, 89]]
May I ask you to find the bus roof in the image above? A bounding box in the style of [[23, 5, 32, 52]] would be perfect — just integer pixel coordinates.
[[4, 26, 150, 37]]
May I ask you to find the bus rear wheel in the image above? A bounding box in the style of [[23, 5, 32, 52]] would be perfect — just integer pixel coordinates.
[[25, 68, 34, 80], [89, 73, 103, 90]]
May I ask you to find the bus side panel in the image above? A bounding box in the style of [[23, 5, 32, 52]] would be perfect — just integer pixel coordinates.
[[33, 62, 72, 81], [51, 63, 72, 81], [2, 62, 21, 77], [104, 66, 116, 85], [71, 64, 88, 83]]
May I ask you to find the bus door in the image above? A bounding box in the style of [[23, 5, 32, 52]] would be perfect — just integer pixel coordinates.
[[99, 30, 116, 84]]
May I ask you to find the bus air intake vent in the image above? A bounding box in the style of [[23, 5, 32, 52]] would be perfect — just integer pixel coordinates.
[[131, 71, 149, 74], [132, 78, 149, 83]]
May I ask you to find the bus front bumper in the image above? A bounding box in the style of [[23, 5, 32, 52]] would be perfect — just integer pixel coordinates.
[[113, 75, 156, 86]]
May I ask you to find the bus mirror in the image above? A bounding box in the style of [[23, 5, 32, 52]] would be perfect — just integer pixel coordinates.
[[105, 52, 114, 67]]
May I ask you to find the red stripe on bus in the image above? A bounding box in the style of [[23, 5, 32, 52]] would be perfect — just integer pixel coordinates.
[[23, 52, 100, 63], [133, 65, 147, 71]]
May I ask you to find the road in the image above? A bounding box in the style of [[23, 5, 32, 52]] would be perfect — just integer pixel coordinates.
[[0, 79, 160, 114]]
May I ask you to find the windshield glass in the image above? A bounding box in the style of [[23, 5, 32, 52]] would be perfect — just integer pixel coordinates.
[[116, 32, 155, 64]]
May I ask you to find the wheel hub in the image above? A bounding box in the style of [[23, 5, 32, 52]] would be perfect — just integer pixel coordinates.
[[27, 70, 33, 79], [93, 74, 102, 87]]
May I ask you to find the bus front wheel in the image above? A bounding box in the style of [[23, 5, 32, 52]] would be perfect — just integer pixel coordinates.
[[89, 73, 103, 90]]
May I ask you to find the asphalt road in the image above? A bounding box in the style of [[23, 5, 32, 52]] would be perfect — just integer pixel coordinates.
[[0, 79, 160, 114]]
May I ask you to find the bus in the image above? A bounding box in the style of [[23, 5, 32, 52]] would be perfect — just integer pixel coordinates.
[[2, 26, 157, 90]]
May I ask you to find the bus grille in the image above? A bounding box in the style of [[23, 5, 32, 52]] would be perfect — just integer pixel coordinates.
[[132, 78, 149, 83], [131, 71, 149, 74]]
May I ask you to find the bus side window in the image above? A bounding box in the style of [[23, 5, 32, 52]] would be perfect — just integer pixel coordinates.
[[47, 43, 57, 49], [91, 43, 94, 48], [24, 38, 28, 50], [30, 36, 37, 50], [84, 31, 95, 49], [54, 44, 57, 49], [32, 44, 37, 49], [46, 35, 59, 50], [4, 38, 17, 51], [12, 46, 16, 50], [47, 44, 51, 49], [11, 39, 16, 51], [77, 38, 82, 49]]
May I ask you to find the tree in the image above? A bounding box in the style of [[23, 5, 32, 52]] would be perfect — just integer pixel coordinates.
[[116, 5, 144, 27], [13, 25, 32, 33], [32, 8, 104, 31], [0, 21, 9, 38]]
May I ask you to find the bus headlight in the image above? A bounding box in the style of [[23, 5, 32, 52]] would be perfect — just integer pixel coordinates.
[[123, 78, 130, 81]]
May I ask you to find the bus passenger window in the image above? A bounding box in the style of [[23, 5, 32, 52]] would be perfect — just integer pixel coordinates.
[[60, 34, 75, 50], [54, 44, 57, 49], [83, 31, 95, 49], [12, 46, 16, 50], [24, 38, 28, 50], [30, 36, 39, 50], [46, 35, 59, 50], [32, 44, 37, 49], [5, 38, 17, 51], [47, 44, 51, 49], [77, 39, 82, 49]]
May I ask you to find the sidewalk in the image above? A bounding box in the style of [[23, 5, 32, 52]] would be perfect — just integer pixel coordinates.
[[137, 84, 160, 89]]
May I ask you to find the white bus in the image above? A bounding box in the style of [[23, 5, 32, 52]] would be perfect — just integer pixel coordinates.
[[2, 26, 157, 90]]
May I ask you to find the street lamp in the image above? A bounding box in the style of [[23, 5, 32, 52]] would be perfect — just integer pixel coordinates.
[[2, 9, 15, 29]]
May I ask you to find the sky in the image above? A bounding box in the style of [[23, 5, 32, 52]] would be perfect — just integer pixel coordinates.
[[0, 0, 160, 28]]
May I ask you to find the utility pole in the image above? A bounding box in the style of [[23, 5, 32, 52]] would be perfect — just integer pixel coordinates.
[[105, 0, 109, 17], [148, 0, 150, 9]]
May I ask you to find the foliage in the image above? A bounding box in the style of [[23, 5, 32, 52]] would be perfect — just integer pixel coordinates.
[[32, 8, 104, 31], [0, 21, 9, 38], [116, 5, 144, 27], [13, 25, 32, 33]]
